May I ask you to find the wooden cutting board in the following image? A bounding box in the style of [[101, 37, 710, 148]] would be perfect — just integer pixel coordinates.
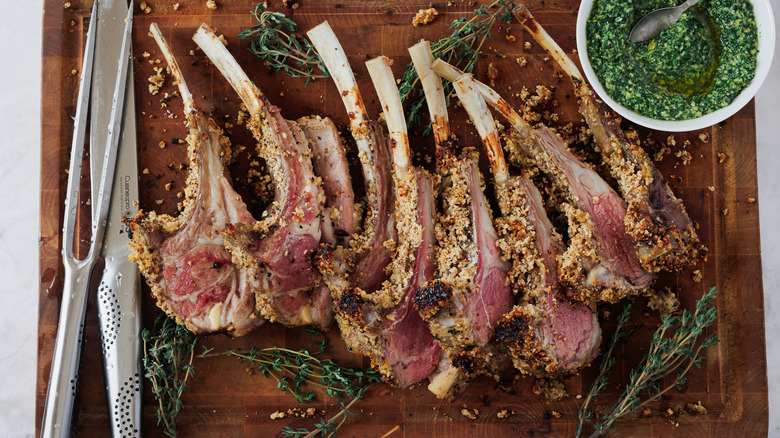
[[38, 0, 768, 436]]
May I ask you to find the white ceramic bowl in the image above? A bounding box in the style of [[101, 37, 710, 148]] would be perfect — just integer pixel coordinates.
[[576, 0, 776, 132]]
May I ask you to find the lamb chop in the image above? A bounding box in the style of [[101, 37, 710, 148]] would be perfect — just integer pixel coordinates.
[[433, 60, 653, 307], [297, 116, 355, 247], [193, 25, 332, 328], [307, 22, 397, 295], [515, 6, 702, 272], [128, 24, 261, 336], [305, 23, 442, 387], [449, 72, 601, 375], [409, 42, 514, 396]]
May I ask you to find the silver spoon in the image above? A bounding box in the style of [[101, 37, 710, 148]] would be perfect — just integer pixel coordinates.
[[629, 0, 700, 43]]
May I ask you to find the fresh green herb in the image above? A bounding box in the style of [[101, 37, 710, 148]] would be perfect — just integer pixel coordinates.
[[399, 0, 515, 132], [142, 313, 198, 437], [577, 288, 720, 438], [238, 4, 329, 86], [199, 329, 381, 438], [576, 303, 633, 437]]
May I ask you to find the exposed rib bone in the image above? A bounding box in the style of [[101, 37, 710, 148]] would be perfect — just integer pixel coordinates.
[[408, 41, 451, 146], [515, 5, 701, 271], [451, 75, 509, 184], [149, 24, 194, 114], [365, 56, 411, 178]]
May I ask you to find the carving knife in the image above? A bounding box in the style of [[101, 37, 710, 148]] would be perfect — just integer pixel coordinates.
[[94, 0, 143, 436]]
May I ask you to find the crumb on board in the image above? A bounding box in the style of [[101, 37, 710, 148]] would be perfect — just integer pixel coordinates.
[[206, 0, 217, 10], [524, 41, 532, 50], [218, 34, 229, 46], [140, 1, 151, 13], [646, 288, 679, 315], [666, 135, 676, 146], [63, 1, 71, 8], [674, 149, 692, 165], [748, 197, 756, 203], [70, 69, 77, 76], [505, 34, 516, 43], [173, 2, 181, 10], [533, 378, 567, 402], [487, 62, 498, 86], [460, 408, 479, 420], [708, 186, 715, 192], [722, 208, 729, 216], [148, 66, 165, 95], [283, 0, 300, 8], [699, 132, 710, 143], [717, 152, 727, 163], [692, 269, 702, 283], [515, 56, 527, 67], [412, 7, 439, 26], [685, 401, 708, 416], [497, 409, 514, 419]]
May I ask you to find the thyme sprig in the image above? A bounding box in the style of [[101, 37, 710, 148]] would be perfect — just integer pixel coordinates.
[[142, 313, 198, 437], [238, 4, 329, 86], [399, 0, 515, 132], [199, 329, 382, 438], [576, 303, 633, 437], [577, 288, 720, 438]]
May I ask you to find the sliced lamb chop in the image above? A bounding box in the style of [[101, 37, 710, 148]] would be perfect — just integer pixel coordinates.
[[305, 23, 441, 387], [308, 22, 396, 295], [451, 73, 601, 375], [410, 42, 513, 392], [515, 6, 702, 272], [433, 59, 653, 306], [297, 116, 355, 247], [128, 24, 261, 336], [193, 25, 331, 328]]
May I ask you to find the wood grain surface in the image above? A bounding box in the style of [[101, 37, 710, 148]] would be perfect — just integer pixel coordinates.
[[38, 0, 768, 436]]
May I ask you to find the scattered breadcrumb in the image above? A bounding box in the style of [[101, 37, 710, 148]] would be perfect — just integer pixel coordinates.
[[63, 1, 71, 8], [218, 34, 229, 46], [270, 407, 317, 420], [722, 208, 729, 216], [148, 66, 165, 95], [646, 288, 679, 315], [699, 132, 710, 143], [551, 411, 561, 419], [142, 168, 150, 174], [692, 269, 702, 283], [487, 62, 499, 86], [675, 149, 692, 165], [666, 135, 676, 146], [642, 408, 652, 418], [524, 41, 532, 50], [70, 69, 77, 76], [155, 199, 164, 205], [461, 408, 479, 420], [497, 409, 514, 419], [165, 182, 172, 191], [283, 0, 299, 8], [685, 401, 708, 416], [206, 0, 217, 10], [533, 378, 567, 402], [412, 7, 439, 26], [515, 56, 527, 67], [505, 34, 516, 43], [173, 2, 181, 10], [748, 197, 756, 203], [653, 145, 670, 161], [717, 152, 727, 163]]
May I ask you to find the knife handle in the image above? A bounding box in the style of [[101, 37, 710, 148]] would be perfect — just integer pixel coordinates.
[[41, 265, 92, 438], [97, 258, 143, 438]]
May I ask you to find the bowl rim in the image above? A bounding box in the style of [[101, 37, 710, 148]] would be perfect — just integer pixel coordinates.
[[575, 0, 776, 132]]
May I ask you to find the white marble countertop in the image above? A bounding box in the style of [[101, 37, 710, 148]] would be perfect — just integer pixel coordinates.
[[1, 1, 778, 436]]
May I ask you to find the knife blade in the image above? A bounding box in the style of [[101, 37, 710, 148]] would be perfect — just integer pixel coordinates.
[[93, 1, 143, 436]]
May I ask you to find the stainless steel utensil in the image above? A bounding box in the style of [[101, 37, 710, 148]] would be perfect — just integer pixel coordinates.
[[40, 3, 134, 437], [95, 1, 142, 436], [629, 0, 700, 43]]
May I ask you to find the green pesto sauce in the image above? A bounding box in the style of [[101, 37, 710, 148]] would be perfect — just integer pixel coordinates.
[[586, 0, 758, 120]]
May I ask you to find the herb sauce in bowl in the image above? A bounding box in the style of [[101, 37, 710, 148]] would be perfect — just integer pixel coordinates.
[[586, 0, 758, 121]]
